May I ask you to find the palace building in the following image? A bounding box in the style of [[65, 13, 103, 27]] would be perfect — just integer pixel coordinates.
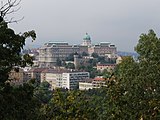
[[39, 33, 117, 67]]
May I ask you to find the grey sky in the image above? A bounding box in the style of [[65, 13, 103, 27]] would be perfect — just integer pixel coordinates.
[[9, 0, 160, 52]]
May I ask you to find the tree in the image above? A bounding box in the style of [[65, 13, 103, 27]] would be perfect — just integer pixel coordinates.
[[134, 30, 160, 119], [0, 1, 40, 119], [0, 1, 36, 83], [81, 51, 88, 56], [0, 0, 23, 22], [56, 58, 62, 66], [34, 81, 53, 104], [91, 52, 99, 58], [65, 63, 75, 69], [0, 82, 41, 120], [106, 30, 160, 119]]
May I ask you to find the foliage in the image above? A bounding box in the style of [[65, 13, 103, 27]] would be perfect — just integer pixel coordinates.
[[0, 2, 160, 119], [0, 1, 39, 119], [0, 83, 40, 120], [56, 58, 62, 66], [65, 63, 75, 69], [41, 89, 108, 120], [91, 52, 99, 58], [0, 19, 36, 83], [108, 30, 160, 119], [65, 53, 74, 61], [81, 51, 89, 56], [34, 81, 53, 104]]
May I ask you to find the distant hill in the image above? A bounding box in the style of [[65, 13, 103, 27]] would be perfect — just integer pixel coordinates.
[[24, 44, 41, 49], [117, 51, 139, 59]]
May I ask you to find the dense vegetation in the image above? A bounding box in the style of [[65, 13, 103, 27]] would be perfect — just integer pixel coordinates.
[[0, 1, 160, 119]]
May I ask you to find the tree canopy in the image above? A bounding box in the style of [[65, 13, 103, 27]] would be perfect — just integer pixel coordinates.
[[0, 1, 160, 118], [0, 15, 36, 83]]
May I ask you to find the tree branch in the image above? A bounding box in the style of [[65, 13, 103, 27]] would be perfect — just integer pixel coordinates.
[[0, 0, 22, 22]]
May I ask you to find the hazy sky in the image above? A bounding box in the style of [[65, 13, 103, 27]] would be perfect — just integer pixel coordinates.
[[8, 0, 160, 52]]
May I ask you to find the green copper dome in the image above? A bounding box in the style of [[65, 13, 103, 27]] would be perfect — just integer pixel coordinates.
[[83, 33, 91, 40]]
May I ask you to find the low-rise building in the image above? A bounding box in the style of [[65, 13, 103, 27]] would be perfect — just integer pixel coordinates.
[[79, 77, 107, 90], [28, 68, 47, 83], [9, 68, 29, 85], [96, 63, 116, 72]]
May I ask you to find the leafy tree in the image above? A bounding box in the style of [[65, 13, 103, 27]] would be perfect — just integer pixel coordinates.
[[0, 1, 39, 119], [91, 52, 99, 58], [65, 63, 75, 69], [106, 30, 160, 119], [43, 89, 99, 120], [34, 81, 53, 104], [56, 58, 62, 66], [98, 56, 106, 63], [134, 30, 160, 119], [88, 58, 98, 66], [0, 83, 41, 120], [65, 52, 80, 61], [81, 51, 89, 56], [0, 19, 36, 83]]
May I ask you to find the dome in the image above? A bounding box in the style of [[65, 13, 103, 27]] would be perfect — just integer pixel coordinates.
[[83, 33, 91, 40]]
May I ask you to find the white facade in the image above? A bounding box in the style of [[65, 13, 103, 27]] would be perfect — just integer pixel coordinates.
[[45, 73, 63, 90], [79, 80, 107, 90], [41, 69, 67, 90], [79, 82, 93, 90], [40, 70, 89, 90], [62, 72, 90, 90]]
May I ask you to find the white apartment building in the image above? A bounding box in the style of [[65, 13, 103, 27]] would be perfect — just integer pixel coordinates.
[[62, 72, 90, 90], [41, 69, 70, 90], [79, 77, 107, 90], [79, 82, 93, 90]]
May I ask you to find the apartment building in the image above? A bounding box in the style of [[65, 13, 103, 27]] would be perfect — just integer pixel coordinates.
[[41, 69, 70, 89], [9, 68, 29, 85], [79, 77, 107, 90], [62, 72, 90, 90]]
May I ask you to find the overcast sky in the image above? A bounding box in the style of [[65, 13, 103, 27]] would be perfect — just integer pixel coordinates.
[[8, 0, 160, 52]]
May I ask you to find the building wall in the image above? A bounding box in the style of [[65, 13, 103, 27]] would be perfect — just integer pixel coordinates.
[[79, 82, 93, 90], [9, 69, 28, 85], [39, 43, 85, 67], [79, 80, 107, 90], [62, 72, 89, 90], [39, 41, 117, 67], [97, 64, 116, 72]]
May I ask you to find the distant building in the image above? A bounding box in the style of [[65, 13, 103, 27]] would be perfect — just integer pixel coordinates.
[[9, 68, 29, 85], [82, 33, 91, 46], [38, 33, 117, 67], [96, 63, 116, 72], [28, 68, 47, 83], [88, 42, 116, 56], [41, 69, 70, 89], [79, 77, 107, 90], [39, 42, 88, 67], [62, 72, 89, 90], [41, 69, 89, 90]]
